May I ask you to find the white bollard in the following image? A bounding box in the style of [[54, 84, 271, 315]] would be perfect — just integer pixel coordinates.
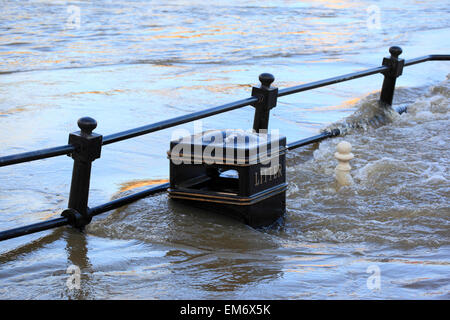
[[334, 141, 354, 186]]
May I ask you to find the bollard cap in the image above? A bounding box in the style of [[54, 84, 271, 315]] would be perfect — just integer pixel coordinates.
[[336, 141, 352, 154], [259, 73, 275, 88], [77, 117, 97, 135], [389, 46, 402, 58], [335, 141, 354, 161]]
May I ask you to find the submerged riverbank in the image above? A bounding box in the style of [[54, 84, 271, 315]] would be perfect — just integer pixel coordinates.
[[0, 0, 449, 299]]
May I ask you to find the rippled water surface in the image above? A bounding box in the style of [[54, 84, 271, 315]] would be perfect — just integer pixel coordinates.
[[0, 0, 449, 299]]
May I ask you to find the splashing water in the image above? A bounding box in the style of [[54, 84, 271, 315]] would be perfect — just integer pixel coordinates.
[[88, 79, 450, 245], [81, 76, 450, 299], [287, 74, 449, 249], [1, 0, 450, 300], [323, 94, 400, 135]]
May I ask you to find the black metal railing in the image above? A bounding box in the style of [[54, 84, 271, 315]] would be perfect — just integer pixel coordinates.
[[0, 46, 449, 241]]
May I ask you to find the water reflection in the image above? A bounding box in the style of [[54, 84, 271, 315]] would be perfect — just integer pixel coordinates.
[[64, 229, 93, 300], [2, 0, 449, 73], [0, 228, 64, 264], [85, 192, 285, 296], [1, 0, 450, 299]]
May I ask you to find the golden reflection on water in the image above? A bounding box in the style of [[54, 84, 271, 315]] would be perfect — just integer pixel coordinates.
[[0, 106, 29, 116], [358, 258, 450, 266], [1, 0, 450, 300], [31, 179, 171, 220], [119, 178, 169, 193], [68, 89, 126, 96], [0, 0, 363, 73], [309, 0, 359, 9], [312, 97, 362, 111], [39, 211, 62, 220]]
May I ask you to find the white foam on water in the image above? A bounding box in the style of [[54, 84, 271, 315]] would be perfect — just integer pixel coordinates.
[[286, 75, 450, 248]]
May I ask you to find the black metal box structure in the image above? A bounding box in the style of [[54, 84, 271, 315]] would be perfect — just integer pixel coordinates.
[[168, 130, 287, 227]]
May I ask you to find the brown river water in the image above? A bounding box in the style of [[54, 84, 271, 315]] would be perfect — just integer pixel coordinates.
[[0, 0, 449, 299]]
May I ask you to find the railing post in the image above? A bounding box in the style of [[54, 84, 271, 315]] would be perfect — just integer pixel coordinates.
[[61, 117, 102, 230], [251, 73, 278, 132], [380, 46, 405, 107]]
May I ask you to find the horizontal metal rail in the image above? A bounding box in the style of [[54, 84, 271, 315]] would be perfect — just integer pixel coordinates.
[[404, 54, 450, 67], [0, 50, 449, 242], [0, 144, 75, 167], [278, 65, 389, 97], [1, 54, 449, 167], [89, 182, 169, 217], [103, 97, 258, 145], [287, 129, 340, 150], [0, 98, 258, 167], [0, 217, 69, 242], [0, 182, 169, 242]]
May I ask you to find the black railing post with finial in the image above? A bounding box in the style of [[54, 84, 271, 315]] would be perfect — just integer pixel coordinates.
[[251, 73, 278, 132], [61, 117, 102, 230], [380, 46, 405, 107]]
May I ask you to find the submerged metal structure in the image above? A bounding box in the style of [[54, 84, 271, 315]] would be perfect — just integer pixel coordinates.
[[0, 47, 449, 241], [168, 129, 287, 227]]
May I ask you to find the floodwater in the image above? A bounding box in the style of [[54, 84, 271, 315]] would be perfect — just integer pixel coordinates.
[[0, 0, 449, 299]]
